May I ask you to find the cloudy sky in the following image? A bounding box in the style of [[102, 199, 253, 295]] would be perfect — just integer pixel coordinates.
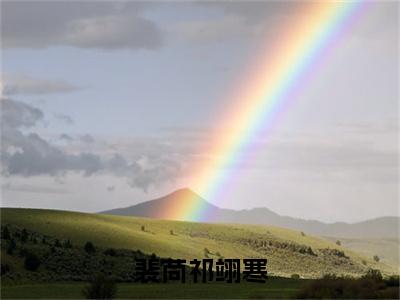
[[1, 1, 398, 223]]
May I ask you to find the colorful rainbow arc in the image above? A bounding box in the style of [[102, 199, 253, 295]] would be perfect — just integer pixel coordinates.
[[163, 1, 367, 221]]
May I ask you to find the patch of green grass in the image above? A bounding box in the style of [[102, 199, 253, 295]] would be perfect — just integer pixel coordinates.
[[323, 236, 400, 270], [1, 280, 304, 299]]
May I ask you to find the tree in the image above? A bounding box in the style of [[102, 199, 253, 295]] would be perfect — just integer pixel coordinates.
[[373, 255, 380, 262], [1, 263, 10, 275], [82, 273, 117, 299], [54, 239, 62, 247], [20, 229, 28, 243], [64, 239, 72, 248], [24, 252, 41, 271], [84, 241, 96, 254], [7, 239, 16, 255], [2, 226, 11, 240], [104, 248, 117, 257]]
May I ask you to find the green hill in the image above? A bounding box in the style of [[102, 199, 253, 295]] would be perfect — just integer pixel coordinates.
[[1, 208, 396, 278]]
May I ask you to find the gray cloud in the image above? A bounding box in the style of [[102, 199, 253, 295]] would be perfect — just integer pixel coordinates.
[[80, 134, 95, 144], [2, 75, 81, 96], [1, 99, 181, 191], [158, 125, 398, 185], [59, 134, 73, 142], [2, 182, 68, 195], [54, 113, 74, 125], [2, 1, 163, 50]]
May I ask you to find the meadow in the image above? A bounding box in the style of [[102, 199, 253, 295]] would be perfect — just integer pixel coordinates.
[[1, 207, 395, 279], [1, 208, 398, 299]]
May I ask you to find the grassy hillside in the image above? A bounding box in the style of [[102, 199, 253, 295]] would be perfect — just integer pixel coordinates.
[[324, 236, 400, 270], [1, 208, 396, 278]]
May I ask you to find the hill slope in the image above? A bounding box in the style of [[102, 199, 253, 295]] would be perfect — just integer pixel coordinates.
[[101, 188, 399, 239], [1, 207, 396, 278]]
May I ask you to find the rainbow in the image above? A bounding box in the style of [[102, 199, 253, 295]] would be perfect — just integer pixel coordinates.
[[163, 1, 367, 221]]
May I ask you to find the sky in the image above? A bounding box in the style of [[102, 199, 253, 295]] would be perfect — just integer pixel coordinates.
[[1, 1, 398, 223]]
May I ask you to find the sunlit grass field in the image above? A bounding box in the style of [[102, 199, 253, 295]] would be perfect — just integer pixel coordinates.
[[1, 208, 394, 279]]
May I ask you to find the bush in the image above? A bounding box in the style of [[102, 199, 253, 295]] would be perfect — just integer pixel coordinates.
[[104, 248, 117, 257], [336, 240, 341, 246], [362, 268, 383, 282], [2, 226, 11, 240], [24, 252, 41, 271], [297, 270, 392, 299], [20, 229, 29, 243], [7, 239, 16, 254], [362, 259, 367, 265], [82, 273, 117, 299], [291, 274, 300, 279], [84, 242, 96, 254], [170, 230, 174, 235], [1, 263, 10, 275], [216, 251, 221, 257], [141, 225, 145, 231], [64, 239, 72, 248], [373, 255, 380, 262], [300, 231, 305, 236], [384, 275, 399, 287]]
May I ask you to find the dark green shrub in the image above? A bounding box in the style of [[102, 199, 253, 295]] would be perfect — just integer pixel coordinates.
[[362, 259, 367, 265], [7, 238, 16, 254], [64, 239, 72, 248], [84, 242, 96, 254], [24, 252, 41, 271], [104, 248, 117, 256], [373, 255, 380, 262], [2, 226, 11, 240], [362, 268, 383, 282], [384, 275, 399, 287], [297, 270, 393, 299], [204, 248, 210, 257], [82, 273, 117, 299], [291, 274, 300, 279], [141, 225, 145, 231], [1, 263, 10, 275], [20, 229, 28, 243]]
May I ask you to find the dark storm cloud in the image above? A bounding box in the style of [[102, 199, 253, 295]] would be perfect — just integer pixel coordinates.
[[1, 99, 181, 191], [2, 1, 163, 50]]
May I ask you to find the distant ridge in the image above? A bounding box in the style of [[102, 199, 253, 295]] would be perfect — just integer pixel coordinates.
[[101, 188, 399, 239]]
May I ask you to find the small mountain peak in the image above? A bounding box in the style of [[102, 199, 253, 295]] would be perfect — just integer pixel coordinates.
[[162, 188, 206, 205], [169, 187, 200, 198]]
